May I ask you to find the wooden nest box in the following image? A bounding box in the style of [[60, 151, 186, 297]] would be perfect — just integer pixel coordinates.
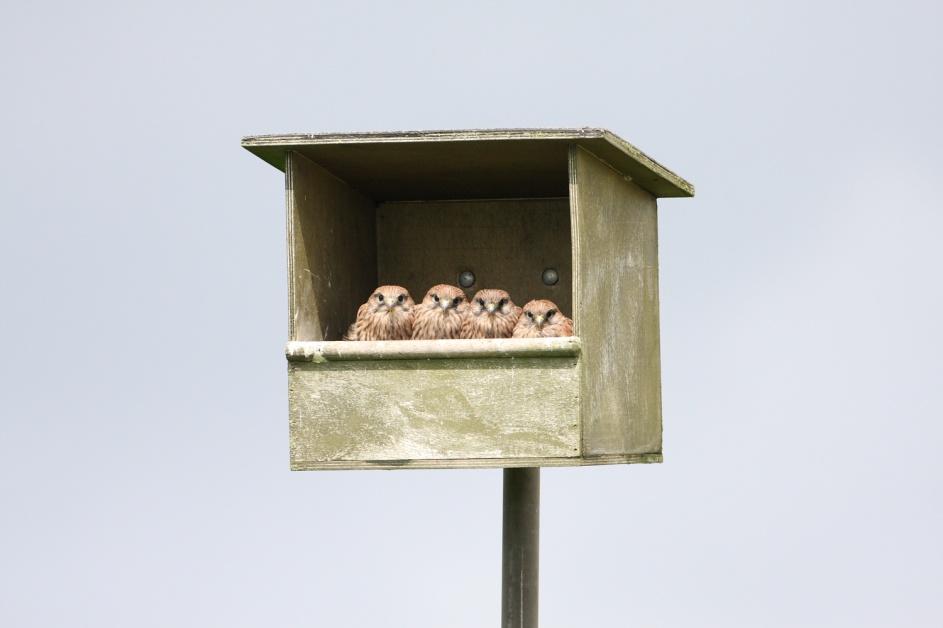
[[242, 129, 694, 470]]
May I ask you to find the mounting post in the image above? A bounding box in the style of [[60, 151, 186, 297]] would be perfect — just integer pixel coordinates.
[[502, 467, 540, 628]]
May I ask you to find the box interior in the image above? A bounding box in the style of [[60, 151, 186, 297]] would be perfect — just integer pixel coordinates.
[[288, 151, 574, 341]]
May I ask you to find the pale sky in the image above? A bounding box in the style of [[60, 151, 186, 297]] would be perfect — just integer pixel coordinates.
[[1, 1, 941, 626]]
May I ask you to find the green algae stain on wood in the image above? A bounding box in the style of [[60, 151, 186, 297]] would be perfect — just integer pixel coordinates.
[[289, 357, 580, 466], [570, 146, 663, 456]]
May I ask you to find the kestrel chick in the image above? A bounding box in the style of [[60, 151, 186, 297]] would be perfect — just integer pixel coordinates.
[[461, 289, 521, 339], [411, 284, 468, 339], [512, 299, 574, 338], [343, 285, 415, 341]]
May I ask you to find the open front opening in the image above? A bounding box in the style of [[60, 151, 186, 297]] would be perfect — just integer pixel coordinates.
[[287, 151, 575, 342]]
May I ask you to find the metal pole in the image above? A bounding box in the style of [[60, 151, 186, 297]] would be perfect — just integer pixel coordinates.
[[502, 467, 539, 628]]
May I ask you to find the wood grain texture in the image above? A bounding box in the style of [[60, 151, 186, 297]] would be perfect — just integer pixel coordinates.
[[243, 128, 694, 199], [377, 199, 572, 316], [290, 453, 662, 471], [288, 357, 580, 466], [570, 146, 663, 455], [287, 151, 376, 340], [252, 131, 696, 470], [286, 337, 581, 361]]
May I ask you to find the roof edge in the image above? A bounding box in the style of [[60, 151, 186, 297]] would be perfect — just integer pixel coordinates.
[[241, 128, 694, 198]]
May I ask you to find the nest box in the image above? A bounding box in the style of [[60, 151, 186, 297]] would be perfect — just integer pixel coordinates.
[[242, 129, 694, 470]]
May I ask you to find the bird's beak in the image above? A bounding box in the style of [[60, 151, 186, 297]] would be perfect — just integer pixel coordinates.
[[440, 299, 451, 310], [535, 315, 545, 326], [485, 303, 496, 313]]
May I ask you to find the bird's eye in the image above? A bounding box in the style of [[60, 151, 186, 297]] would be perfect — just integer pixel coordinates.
[[398, 294, 405, 303], [453, 296, 463, 305], [499, 298, 508, 307], [526, 311, 534, 319], [477, 298, 485, 306], [546, 310, 555, 319], [376, 294, 384, 302], [432, 294, 439, 302]]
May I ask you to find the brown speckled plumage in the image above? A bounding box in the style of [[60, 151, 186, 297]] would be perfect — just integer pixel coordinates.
[[512, 299, 574, 338], [344, 285, 415, 340], [411, 284, 468, 339], [461, 289, 521, 339]]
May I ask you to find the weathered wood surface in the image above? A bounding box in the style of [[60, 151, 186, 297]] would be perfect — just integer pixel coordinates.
[[290, 453, 662, 471], [377, 198, 572, 315], [287, 151, 376, 341], [288, 357, 580, 466], [286, 337, 581, 362], [570, 146, 663, 456], [249, 129, 696, 470], [243, 128, 694, 199]]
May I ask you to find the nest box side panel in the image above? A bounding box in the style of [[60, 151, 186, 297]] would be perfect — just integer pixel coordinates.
[[287, 151, 377, 341], [376, 199, 572, 314], [288, 356, 580, 468], [570, 146, 662, 456]]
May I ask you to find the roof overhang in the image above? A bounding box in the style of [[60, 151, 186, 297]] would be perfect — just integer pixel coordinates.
[[241, 128, 694, 201]]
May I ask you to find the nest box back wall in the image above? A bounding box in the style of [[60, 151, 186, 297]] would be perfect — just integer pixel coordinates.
[[377, 199, 572, 313], [287, 152, 378, 341]]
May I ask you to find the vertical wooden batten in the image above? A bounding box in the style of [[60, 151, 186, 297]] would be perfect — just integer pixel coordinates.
[[569, 146, 663, 456]]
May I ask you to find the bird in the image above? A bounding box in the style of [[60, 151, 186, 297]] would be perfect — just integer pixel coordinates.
[[343, 285, 415, 340], [512, 299, 574, 338], [411, 284, 468, 339], [461, 289, 521, 338]]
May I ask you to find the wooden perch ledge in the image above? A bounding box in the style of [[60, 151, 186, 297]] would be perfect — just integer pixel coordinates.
[[285, 337, 582, 362]]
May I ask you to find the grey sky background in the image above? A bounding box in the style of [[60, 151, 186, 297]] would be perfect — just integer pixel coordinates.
[[2, 1, 941, 626]]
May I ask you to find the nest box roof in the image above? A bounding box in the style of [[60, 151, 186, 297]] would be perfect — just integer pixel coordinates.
[[241, 128, 694, 200]]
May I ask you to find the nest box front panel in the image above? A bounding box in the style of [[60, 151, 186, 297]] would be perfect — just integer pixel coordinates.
[[287, 341, 581, 469]]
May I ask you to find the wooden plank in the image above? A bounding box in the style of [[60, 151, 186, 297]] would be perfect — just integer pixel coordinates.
[[287, 151, 376, 340], [288, 357, 580, 465], [286, 337, 581, 362], [570, 146, 663, 455], [291, 453, 662, 471], [377, 198, 572, 317], [243, 128, 694, 199], [249, 128, 601, 145]]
